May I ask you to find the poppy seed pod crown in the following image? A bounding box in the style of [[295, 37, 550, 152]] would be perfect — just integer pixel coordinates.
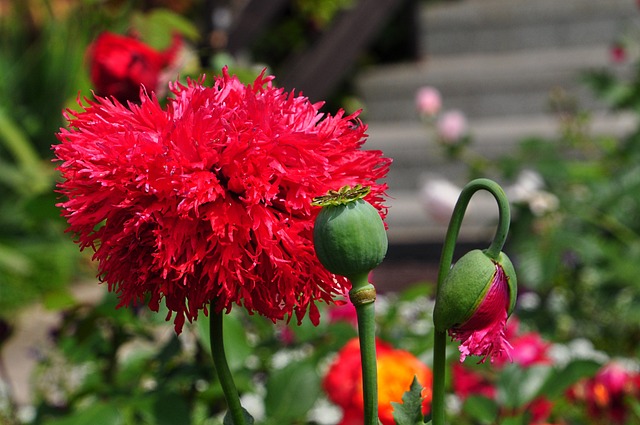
[[434, 249, 517, 333], [313, 185, 388, 282]]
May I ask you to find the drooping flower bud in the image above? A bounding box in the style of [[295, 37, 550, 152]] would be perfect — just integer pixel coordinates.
[[312, 185, 388, 283], [433, 249, 517, 363]]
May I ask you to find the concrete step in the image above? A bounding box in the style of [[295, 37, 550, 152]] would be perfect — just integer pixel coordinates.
[[365, 112, 636, 193], [421, 0, 637, 57], [358, 45, 631, 122], [369, 112, 638, 243], [384, 188, 499, 244]]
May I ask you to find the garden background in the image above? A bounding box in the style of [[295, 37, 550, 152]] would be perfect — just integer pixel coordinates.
[[2, 0, 640, 424]]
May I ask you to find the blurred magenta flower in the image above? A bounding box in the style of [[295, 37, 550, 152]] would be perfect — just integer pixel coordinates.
[[495, 319, 552, 367], [415, 86, 442, 117], [54, 68, 390, 333], [436, 109, 467, 143], [327, 298, 359, 327], [89, 31, 182, 103], [323, 338, 432, 425]]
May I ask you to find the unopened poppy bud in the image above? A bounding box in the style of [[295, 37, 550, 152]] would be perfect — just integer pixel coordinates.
[[434, 249, 517, 362], [312, 185, 388, 283]]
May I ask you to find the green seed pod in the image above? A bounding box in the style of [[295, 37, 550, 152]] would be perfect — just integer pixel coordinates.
[[313, 186, 388, 282], [433, 249, 517, 332]]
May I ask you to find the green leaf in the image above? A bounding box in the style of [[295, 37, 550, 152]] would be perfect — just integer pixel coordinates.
[[392, 376, 425, 425], [496, 364, 552, 409], [499, 416, 526, 425], [223, 407, 255, 425], [42, 288, 76, 310], [264, 360, 320, 422], [42, 401, 124, 425], [131, 9, 200, 50], [536, 359, 601, 399], [462, 395, 498, 424], [152, 392, 192, 425], [197, 312, 251, 371]]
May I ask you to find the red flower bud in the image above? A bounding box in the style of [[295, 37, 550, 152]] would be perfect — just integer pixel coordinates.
[[434, 249, 517, 363]]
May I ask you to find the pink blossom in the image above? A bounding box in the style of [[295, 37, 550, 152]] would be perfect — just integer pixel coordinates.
[[415, 86, 442, 116], [436, 109, 467, 143]]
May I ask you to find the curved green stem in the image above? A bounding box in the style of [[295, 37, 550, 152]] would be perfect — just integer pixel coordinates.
[[431, 178, 511, 425], [210, 307, 247, 425], [350, 273, 379, 425]]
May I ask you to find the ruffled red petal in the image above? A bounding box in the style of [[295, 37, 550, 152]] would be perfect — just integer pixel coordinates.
[[54, 68, 391, 333], [448, 264, 513, 363]]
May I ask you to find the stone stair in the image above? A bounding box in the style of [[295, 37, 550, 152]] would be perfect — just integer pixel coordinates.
[[357, 0, 639, 244]]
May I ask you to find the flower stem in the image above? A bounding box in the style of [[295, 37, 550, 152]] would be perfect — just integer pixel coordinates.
[[431, 178, 511, 425], [431, 330, 447, 425], [350, 273, 379, 425], [210, 307, 247, 425]]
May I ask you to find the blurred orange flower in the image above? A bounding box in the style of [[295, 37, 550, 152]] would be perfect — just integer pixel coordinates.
[[323, 338, 432, 425]]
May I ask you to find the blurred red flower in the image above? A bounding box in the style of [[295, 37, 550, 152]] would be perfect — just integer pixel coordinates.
[[323, 338, 432, 425], [451, 363, 496, 400], [610, 42, 627, 63], [568, 362, 640, 424], [54, 68, 390, 333], [89, 31, 182, 103]]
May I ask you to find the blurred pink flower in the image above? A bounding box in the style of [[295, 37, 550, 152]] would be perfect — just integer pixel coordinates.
[[495, 319, 552, 367], [437, 109, 467, 143], [416, 86, 442, 116]]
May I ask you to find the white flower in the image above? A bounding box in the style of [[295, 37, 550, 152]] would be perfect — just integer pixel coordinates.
[[419, 176, 461, 224]]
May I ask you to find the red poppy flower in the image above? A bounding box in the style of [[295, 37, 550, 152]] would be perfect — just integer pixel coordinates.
[[54, 68, 390, 333], [89, 31, 182, 103], [323, 338, 432, 425]]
